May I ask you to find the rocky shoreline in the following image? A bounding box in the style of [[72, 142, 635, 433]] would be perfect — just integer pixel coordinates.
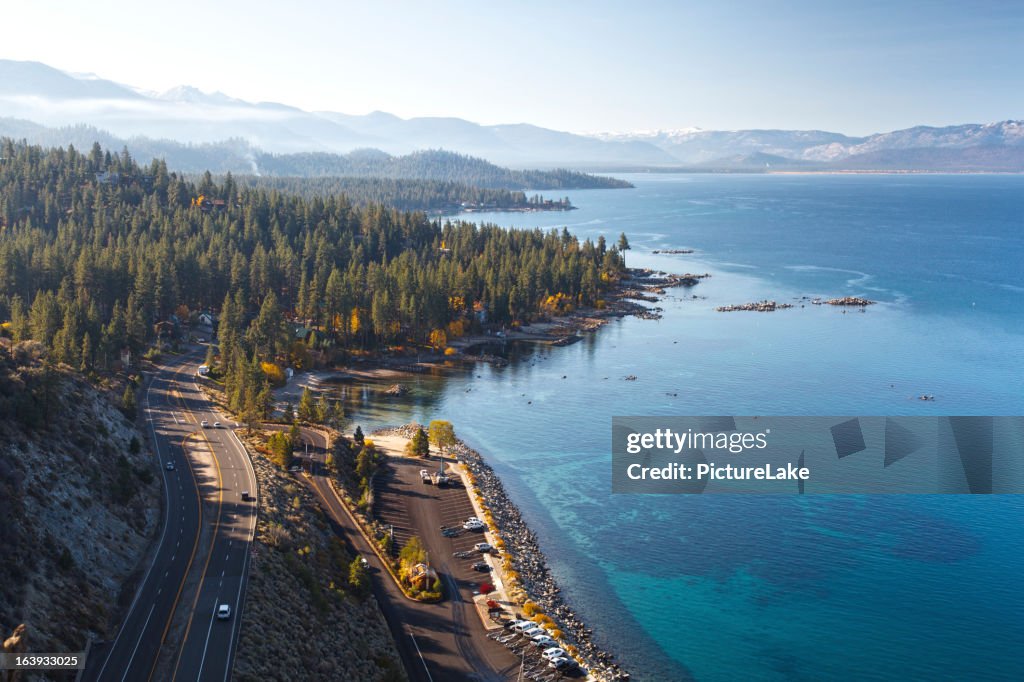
[[718, 295, 877, 312], [375, 423, 630, 681], [716, 299, 795, 312]]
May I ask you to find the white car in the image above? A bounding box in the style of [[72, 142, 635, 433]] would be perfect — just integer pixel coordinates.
[[473, 542, 493, 554], [463, 519, 486, 531], [509, 620, 534, 631], [201, 420, 209, 428], [532, 635, 557, 648], [549, 656, 578, 670], [165, 461, 175, 471], [543, 647, 567, 661], [520, 627, 544, 638], [213, 422, 222, 429], [216, 604, 231, 620]]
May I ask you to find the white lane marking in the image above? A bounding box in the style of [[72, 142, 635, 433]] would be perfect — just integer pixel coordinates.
[[196, 601, 221, 679], [119, 603, 156, 682], [409, 632, 434, 682], [97, 366, 186, 682]]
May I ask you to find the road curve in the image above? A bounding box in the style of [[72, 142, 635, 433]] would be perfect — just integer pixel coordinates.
[[81, 349, 257, 682]]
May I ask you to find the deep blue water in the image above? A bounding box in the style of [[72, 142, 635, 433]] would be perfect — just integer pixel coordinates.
[[349, 174, 1024, 681]]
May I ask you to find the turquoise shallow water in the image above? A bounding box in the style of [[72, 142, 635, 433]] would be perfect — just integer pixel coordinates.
[[347, 174, 1024, 681]]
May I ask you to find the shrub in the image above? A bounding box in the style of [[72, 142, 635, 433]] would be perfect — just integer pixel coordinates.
[[266, 522, 292, 550]]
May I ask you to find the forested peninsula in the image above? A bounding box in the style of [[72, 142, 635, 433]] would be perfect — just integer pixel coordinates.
[[0, 140, 630, 418]]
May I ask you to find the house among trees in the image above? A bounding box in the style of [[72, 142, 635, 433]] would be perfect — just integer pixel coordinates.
[[154, 320, 176, 340]]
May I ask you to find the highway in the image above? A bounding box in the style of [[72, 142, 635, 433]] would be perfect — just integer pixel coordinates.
[[82, 348, 257, 682]]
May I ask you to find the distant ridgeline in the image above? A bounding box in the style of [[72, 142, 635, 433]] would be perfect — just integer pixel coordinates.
[[0, 140, 627, 376], [229, 175, 576, 214], [252, 149, 633, 190], [0, 118, 632, 189]]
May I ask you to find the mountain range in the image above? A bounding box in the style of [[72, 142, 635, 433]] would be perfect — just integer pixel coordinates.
[[1, 59, 1022, 171]]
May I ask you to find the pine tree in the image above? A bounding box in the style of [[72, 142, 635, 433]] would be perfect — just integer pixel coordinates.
[[299, 386, 315, 422]]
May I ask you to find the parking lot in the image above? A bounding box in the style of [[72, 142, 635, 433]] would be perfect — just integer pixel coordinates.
[[373, 457, 495, 590], [371, 453, 521, 676]]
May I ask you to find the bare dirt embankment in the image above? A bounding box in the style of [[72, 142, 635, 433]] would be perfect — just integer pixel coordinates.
[[226, 426, 407, 681], [0, 341, 160, 667]]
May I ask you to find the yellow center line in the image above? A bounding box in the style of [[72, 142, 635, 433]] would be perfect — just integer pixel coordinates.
[[147, 432, 203, 682], [170, 411, 224, 681]]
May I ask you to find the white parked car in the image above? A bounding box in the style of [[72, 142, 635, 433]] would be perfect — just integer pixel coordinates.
[[549, 656, 578, 670], [542, 647, 567, 661], [532, 635, 557, 648], [463, 519, 486, 531], [473, 542, 493, 554], [216, 604, 231, 620], [520, 627, 544, 638]]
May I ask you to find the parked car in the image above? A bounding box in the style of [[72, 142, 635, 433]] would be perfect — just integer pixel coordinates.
[[532, 635, 557, 648], [542, 647, 567, 661], [472, 561, 491, 572], [463, 519, 486, 531], [549, 656, 578, 670], [216, 604, 231, 620], [473, 542, 493, 554]]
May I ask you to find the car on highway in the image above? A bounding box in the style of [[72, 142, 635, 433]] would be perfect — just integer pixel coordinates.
[[165, 460, 175, 471], [216, 604, 231, 620], [201, 420, 209, 428], [420, 469, 431, 483], [472, 561, 491, 572], [241, 490, 251, 501], [213, 421, 222, 428]]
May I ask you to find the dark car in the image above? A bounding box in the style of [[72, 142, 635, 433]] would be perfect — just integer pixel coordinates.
[[472, 561, 491, 572]]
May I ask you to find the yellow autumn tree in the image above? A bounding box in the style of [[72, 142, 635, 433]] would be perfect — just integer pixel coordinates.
[[429, 328, 447, 349], [350, 307, 361, 335], [261, 361, 285, 387]]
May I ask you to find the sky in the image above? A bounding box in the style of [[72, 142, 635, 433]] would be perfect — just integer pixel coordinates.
[[3, 0, 1022, 135]]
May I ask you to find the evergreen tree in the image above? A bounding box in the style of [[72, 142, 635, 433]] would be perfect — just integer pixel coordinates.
[[405, 427, 430, 457], [299, 386, 315, 422]]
